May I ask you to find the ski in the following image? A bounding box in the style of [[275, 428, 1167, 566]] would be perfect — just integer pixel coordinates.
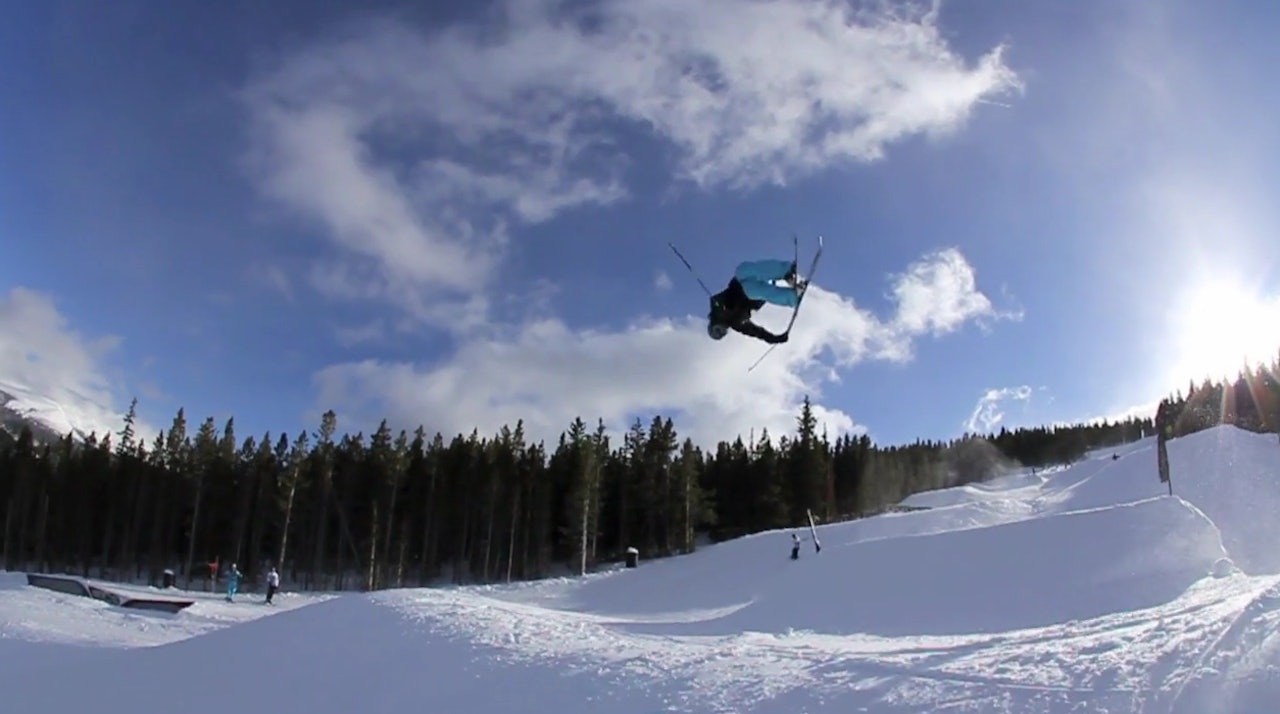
[[747, 235, 823, 372], [781, 234, 822, 335]]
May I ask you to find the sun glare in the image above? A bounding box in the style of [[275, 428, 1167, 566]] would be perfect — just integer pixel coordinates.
[[1169, 278, 1280, 385]]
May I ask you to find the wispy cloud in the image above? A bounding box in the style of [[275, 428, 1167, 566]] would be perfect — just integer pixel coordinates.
[[0, 288, 157, 442], [314, 247, 1012, 447], [333, 320, 387, 348], [239, 0, 1020, 322], [654, 270, 674, 293], [241, 103, 504, 323], [246, 262, 296, 302], [965, 385, 1034, 435]]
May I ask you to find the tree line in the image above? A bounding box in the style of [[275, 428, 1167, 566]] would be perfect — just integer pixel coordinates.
[[9, 368, 1273, 592], [1156, 358, 1280, 440]]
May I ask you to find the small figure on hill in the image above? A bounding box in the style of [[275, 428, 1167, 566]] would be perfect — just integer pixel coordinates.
[[225, 562, 243, 602], [265, 566, 280, 605], [790, 533, 801, 560]]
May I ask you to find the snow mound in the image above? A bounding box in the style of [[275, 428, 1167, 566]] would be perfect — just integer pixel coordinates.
[[897, 426, 1280, 575], [630, 495, 1226, 637], [1156, 426, 1280, 574], [485, 426, 1280, 625], [1, 594, 648, 714], [524, 497, 1039, 620], [898, 468, 1051, 509]]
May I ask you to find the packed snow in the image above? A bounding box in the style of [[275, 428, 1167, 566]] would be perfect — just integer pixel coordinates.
[[3, 424, 1280, 712]]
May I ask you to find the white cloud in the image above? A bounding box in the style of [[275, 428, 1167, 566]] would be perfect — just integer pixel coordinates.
[[654, 270, 674, 292], [240, 1, 1022, 446], [890, 248, 1016, 335], [314, 248, 1014, 447], [239, 0, 1020, 322], [964, 385, 1033, 435], [879, 247, 1022, 359], [0, 288, 157, 443]]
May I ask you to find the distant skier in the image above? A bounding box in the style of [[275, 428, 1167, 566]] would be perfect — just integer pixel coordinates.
[[225, 563, 242, 602], [265, 567, 280, 605], [790, 533, 801, 560], [707, 258, 807, 344]]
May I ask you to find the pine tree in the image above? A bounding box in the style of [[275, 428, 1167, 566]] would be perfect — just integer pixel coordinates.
[[788, 396, 827, 524], [498, 422, 526, 583], [557, 417, 599, 576], [246, 433, 276, 580], [274, 429, 308, 575], [367, 419, 394, 590], [306, 410, 336, 587], [672, 438, 708, 554], [2, 426, 36, 571]]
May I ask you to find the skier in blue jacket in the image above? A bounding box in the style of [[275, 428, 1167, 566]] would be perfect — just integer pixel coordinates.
[[225, 563, 243, 602], [707, 258, 806, 344]]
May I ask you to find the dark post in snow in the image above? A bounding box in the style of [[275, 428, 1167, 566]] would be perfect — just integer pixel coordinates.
[[1155, 399, 1173, 496]]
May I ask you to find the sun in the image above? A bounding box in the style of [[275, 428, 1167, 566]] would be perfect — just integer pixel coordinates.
[[1167, 278, 1280, 385]]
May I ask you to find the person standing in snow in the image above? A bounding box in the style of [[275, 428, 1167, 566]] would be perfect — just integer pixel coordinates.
[[790, 533, 801, 560], [265, 566, 280, 605], [225, 563, 243, 602]]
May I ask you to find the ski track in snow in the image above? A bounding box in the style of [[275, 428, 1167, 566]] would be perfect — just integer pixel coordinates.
[[381, 572, 1280, 713], [3, 424, 1280, 712]]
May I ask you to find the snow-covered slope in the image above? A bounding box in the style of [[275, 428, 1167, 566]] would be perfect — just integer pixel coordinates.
[[0, 572, 330, 648], [0, 379, 130, 443], [4, 424, 1280, 713]]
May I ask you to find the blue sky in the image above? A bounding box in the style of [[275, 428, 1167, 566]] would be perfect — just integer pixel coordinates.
[[2, 0, 1279, 449]]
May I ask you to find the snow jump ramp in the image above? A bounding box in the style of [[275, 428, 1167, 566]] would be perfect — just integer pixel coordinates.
[[26, 573, 195, 613]]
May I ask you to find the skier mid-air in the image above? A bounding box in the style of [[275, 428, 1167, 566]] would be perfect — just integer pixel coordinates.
[[706, 258, 808, 344], [668, 235, 823, 360]]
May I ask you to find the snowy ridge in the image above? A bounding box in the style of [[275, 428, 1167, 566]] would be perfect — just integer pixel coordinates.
[[0, 379, 128, 443], [3, 425, 1280, 712]]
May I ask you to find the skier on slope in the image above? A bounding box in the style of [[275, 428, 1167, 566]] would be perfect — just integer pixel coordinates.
[[264, 566, 280, 605], [225, 562, 242, 602], [706, 258, 808, 344]]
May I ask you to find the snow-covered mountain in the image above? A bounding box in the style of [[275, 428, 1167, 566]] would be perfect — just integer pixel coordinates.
[[0, 379, 128, 445]]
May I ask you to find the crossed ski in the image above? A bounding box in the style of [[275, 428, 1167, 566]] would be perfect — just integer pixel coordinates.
[[748, 235, 823, 372]]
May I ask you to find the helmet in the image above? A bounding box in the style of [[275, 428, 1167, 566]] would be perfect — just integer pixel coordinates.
[[707, 322, 727, 340]]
